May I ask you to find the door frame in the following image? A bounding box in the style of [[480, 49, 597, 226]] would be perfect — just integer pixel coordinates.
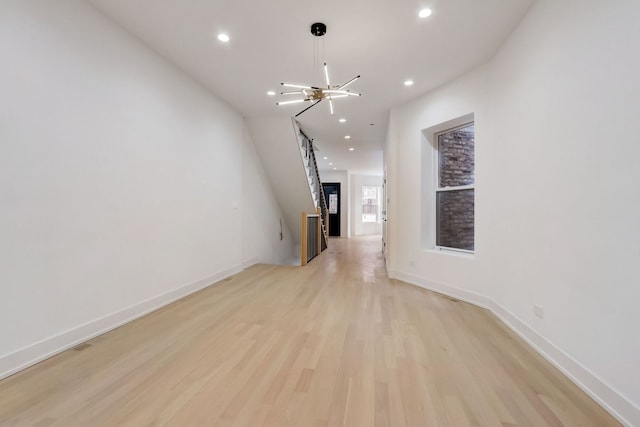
[[322, 182, 341, 237]]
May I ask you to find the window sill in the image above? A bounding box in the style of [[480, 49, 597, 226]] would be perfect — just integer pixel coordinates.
[[427, 247, 475, 259]]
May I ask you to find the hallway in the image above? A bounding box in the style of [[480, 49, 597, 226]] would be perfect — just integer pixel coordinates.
[[0, 237, 618, 426]]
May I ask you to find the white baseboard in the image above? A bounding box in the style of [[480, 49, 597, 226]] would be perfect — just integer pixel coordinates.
[[490, 300, 639, 427], [386, 259, 393, 278], [0, 264, 244, 381], [391, 270, 491, 310], [390, 270, 639, 427], [242, 257, 260, 269]]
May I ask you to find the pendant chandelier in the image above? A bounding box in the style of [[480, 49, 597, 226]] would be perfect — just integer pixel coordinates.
[[276, 23, 361, 117]]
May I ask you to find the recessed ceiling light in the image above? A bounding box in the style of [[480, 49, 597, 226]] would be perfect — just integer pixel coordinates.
[[339, 118, 347, 123], [404, 80, 414, 86], [329, 162, 333, 166], [333, 167, 337, 170], [419, 8, 432, 18], [349, 147, 355, 151], [344, 135, 351, 139], [323, 156, 328, 160], [217, 33, 230, 42], [267, 91, 276, 96]]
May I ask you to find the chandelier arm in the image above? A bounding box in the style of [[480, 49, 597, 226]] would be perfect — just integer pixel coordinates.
[[281, 83, 314, 90], [324, 63, 331, 88], [320, 93, 360, 99], [328, 96, 334, 115], [324, 90, 359, 95], [337, 75, 361, 91], [325, 92, 361, 97], [276, 98, 310, 106], [295, 99, 322, 117]]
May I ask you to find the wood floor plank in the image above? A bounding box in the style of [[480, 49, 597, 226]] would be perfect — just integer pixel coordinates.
[[0, 236, 621, 426]]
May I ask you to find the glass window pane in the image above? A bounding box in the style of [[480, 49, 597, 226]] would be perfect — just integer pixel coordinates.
[[436, 189, 474, 250], [438, 124, 475, 188], [362, 186, 377, 200], [362, 185, 379, 223]]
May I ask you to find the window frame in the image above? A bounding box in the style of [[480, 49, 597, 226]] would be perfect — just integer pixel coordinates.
[[361, 185, 380, 224], [434, 121, 475, 254]]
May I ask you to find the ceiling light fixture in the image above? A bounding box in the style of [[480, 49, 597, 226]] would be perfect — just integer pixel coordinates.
[[419, 8, 432, 18], [344, 135, 351, 139], [404, 80, 414, 86], [349, 148, 355, 151], [339, 118, 346, 123], [276, 23, 361, 117], [323, 156, 328, 160], [267, 91, 276, 96], [277, 99, 307, 105], [217, 33, 230, 42]]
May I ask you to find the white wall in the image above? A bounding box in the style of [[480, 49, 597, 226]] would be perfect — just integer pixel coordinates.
[[246, 117, 316, 246], [241, 125, 294, 266], [350, 175, 383, 236], [319, 170, 349, 237], [385, 0, 640, 425], [0, 0, 293, 379]]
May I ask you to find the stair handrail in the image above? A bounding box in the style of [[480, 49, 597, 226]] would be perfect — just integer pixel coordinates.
[[295, 123, 329, 247]]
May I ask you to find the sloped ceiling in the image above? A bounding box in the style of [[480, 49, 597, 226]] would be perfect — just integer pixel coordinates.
[[88, 0, 534, 175]]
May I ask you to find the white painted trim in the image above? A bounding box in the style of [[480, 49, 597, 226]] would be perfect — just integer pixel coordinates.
[[242, 257, 260, 269], [426, 116, 476, 253], [0, 264, 244, 381], [391, 270, 639, 427], [430, 247, 475, 257], [490, 300, 639, 427], [435, 184, 475, 192], [391, 271, 490, 310], [385, 260, 393, 278]]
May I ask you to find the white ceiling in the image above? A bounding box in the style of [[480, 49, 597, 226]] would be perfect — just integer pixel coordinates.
[[88, 0, 534, 176]]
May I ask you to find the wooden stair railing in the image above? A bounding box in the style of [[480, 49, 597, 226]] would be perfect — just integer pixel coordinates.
[[300, 209, 322, 266]]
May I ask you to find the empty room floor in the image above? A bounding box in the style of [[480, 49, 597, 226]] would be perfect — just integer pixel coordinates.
[[0, 236, 619, 426]]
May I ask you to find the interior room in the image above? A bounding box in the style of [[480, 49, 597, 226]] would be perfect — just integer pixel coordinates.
[[1, 0, 638, 425]]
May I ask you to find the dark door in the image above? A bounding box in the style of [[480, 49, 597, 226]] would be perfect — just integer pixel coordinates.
[[322, 182, 341, 237]]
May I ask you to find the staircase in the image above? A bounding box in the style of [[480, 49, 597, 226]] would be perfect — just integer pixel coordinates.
[[246, 116, 328, 259], [293, 121, 329, 251]]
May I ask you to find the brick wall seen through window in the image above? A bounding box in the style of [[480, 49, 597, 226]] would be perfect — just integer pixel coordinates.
[[435, 123, 474, 251]]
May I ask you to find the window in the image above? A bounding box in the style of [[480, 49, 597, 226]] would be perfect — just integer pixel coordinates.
[[435, 123, 475, 251], [362, 185, 380, 223]]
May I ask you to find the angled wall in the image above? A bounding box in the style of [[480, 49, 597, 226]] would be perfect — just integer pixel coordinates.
[[0, 0, 293, 378], [247, 117, 316, 245], [385, 0, 640, 424]]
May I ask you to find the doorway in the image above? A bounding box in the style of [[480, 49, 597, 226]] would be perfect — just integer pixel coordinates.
[[322, 182, 341, 237], [382, 176, 387, 256]]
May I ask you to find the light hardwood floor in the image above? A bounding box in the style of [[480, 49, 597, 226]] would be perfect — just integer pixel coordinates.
[[0, 236, 620, 426]]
